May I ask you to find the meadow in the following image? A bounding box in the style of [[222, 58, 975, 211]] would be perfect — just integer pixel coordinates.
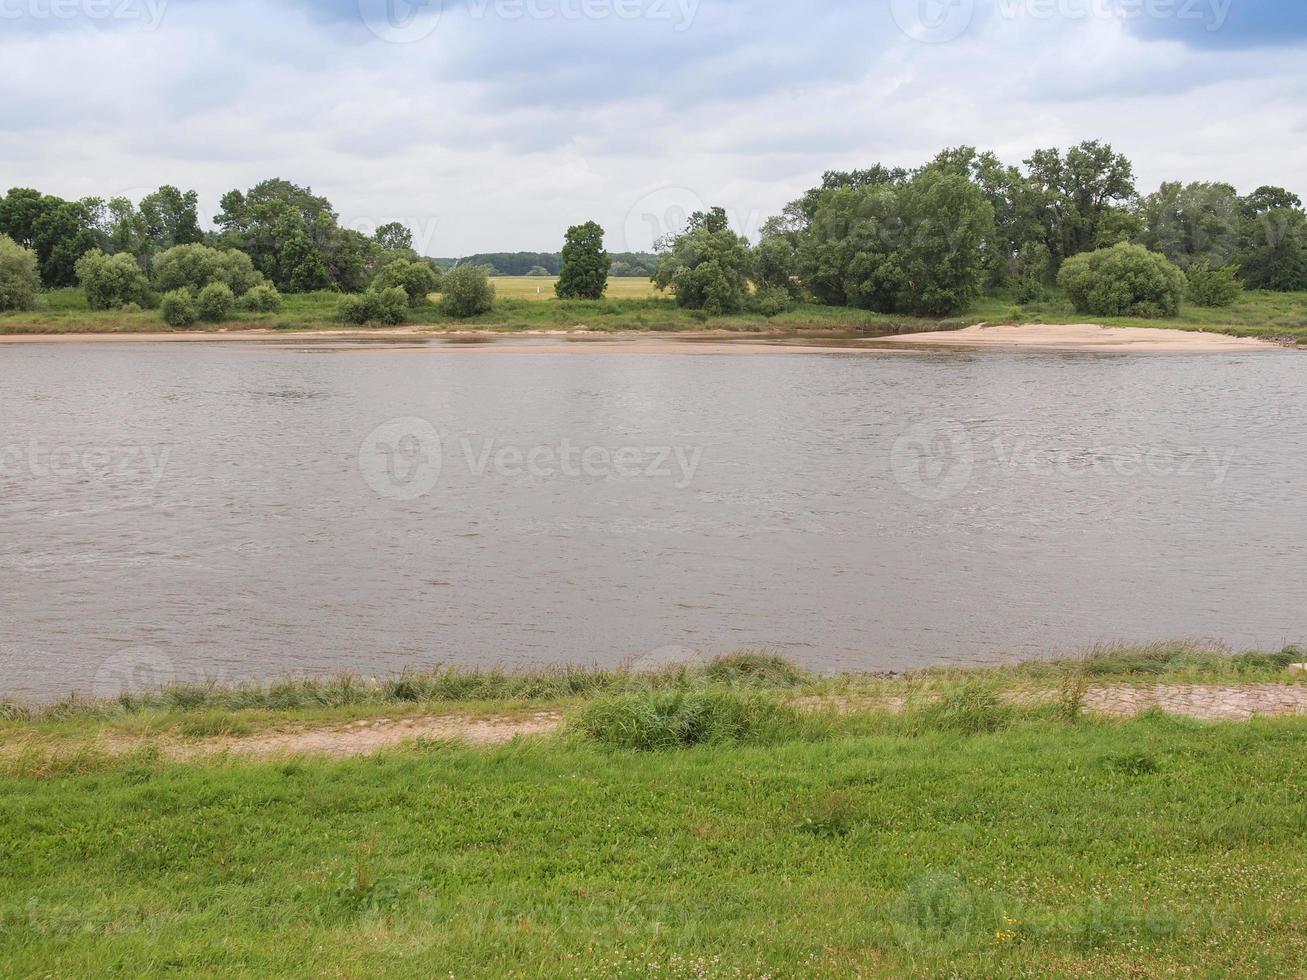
[[2, 645, 1305, 977], [3, 282, 1306, 344]]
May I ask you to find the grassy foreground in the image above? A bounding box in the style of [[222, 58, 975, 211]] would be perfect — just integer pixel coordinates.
[[5, 283, 1305, 343], [2, 645, 1306, 977]]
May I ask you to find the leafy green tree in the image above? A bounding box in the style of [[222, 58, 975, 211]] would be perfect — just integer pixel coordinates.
[[1185, 261, 1243, 307], [338, 286, 409, 325], [373, 259, 441, 305], [1140, 182, 1241, 269], [555, 221, 611, 300], [439, 265, 496, 317], [0, 234, 41, 311], [153, 244, 264, 296], [794, 184, 901, 307], [160, 288, 199, 327], [1024, 141, 1136, 264], [75, 249, 150, 310], [373, 221, 413, 253], [652, 209, 752, 314], [1057, 243, 1186, 318], [241, 283, 283, 313], [1237, 207, 1307, 291], [1241, 186, 1302, 219], [139, 186, 203, 250], [749, 284, 790, 317], [196, 282, 236, 322], [752, 218, 799, 296]]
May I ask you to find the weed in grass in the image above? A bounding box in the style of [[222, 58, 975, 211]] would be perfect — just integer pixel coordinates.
[[574, 688, 816, 750], [1109, 751, 1161, 776], [703, 651, 809, 687], [794, 792, 856, 838], [910, 684, 1012, 735], [1056, 665, 1090, 722]]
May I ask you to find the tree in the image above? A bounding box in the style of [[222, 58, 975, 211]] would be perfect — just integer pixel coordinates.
[[1057, 243, 1186, 318], [555, 221, 611, 300], [0, 234, 41, 311], [153, 244, 263, 296], [439, 265, 495, 317], [652, 209, 752, 314], [1241, 186, 1302, 219], [373, 221, 413, 253], [1140, 182, 1241, 269], [1237, 207, 1307, 291], [75, 249, 150, 310], [1024, 140, 1136, 264], [1185, 261, 1243, 308], [880, 167, 995, 315], [373, 259, 441, 305], [752, 217, 799, 296], [139, 186, 203, 250]]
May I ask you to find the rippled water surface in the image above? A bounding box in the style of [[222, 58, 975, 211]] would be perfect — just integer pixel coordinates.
[[3, 339, 1305, 699]]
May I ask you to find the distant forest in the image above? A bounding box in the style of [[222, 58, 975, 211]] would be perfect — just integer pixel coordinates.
[[432, 252, 658, 277]]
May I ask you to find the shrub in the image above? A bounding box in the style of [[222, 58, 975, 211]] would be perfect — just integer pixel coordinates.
[[575, 689, 810, 751], [338, 286, 409, 326], [241, 283, 283, 313], [373, 259, 441, 305], [196, 282, 236, 322], [1185, 261, 1243, 307], [1057, 243, 1186, 318], [703, 652, 808, 688], [0, 234, 41, 311], [160, 288, 198, 327], [440, 264, 496, 317], [74, 249, 149, 310], [555, 220, 611, 300], [154, 244, 263, 296], [653, 216, 752, 315], [749, 284, 791, 317]]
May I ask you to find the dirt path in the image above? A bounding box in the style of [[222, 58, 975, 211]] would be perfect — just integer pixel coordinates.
[[149, 684, 1307, 760]]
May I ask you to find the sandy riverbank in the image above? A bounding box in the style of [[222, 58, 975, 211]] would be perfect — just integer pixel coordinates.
[[879, 322, 1280, 352], [0, 322, 1287, 352]]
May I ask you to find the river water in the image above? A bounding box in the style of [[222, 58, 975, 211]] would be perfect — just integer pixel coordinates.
[[2, 338, 1304, 700]]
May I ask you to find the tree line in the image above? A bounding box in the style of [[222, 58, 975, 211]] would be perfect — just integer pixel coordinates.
[[2, 144, 1305, 323]]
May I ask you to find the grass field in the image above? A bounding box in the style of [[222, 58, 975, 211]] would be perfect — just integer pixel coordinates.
[[2, 645, 1306, 977], [2, 282, 1306, 344]]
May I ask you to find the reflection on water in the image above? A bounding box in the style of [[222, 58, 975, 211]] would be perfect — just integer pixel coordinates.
[[1, 340, 1304, 700]]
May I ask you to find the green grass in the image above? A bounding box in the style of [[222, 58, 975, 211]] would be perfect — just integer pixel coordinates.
[[1, 645, 1306, 975]]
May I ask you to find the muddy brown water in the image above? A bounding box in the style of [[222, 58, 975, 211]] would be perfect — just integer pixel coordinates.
[[2, 338, 1304, 700]]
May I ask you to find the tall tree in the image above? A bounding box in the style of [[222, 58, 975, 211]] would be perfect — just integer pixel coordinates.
[[555, 221, 611, 300]]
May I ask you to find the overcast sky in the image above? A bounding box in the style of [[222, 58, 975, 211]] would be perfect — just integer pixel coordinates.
[[2, 0, 1305, 254]]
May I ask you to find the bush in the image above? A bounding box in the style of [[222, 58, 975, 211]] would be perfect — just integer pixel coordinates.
[[74, 249, 149, 310], [575, 689, 811, 751], [373, 259, 441, 306], [196, 282, 236, 322], [338, 286, 409, 326], [154, 244, 263, 296], [440, 265, 496, 318], [241, 283, 283, 313], [0, 234, 41, 312], [748, 284, 791, 317], [1185, 261, 1243, 307], [1057, 243, 1186, 318], [160, 289, 198, 328]]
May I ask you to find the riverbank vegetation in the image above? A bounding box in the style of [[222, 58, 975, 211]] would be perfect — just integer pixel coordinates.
[[2, 143, 1307, 341], [1, 645, 1305, 976]]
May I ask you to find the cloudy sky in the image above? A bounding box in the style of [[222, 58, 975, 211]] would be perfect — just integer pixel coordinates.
[[2, 0, 1305, 254]]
